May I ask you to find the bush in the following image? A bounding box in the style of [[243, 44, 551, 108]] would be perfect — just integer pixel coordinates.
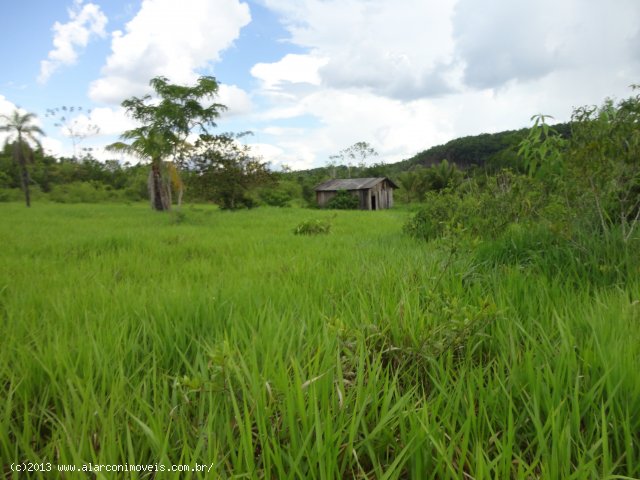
[[403, 172, 564, 241], [50, 182, 125, 203], [258, 188, 292, 207], [0, 188, 23, 202], [293, 219, 331, 235], [326, 190, 359, 210]]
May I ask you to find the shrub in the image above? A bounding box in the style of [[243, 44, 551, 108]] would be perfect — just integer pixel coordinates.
[[326, 189, 359, 209], [258, 188, 292, 207], [403, 173, 564, 241], [293, 219, 331, 235], [0, 188, 23, 202], [49, 181, 126, 203]]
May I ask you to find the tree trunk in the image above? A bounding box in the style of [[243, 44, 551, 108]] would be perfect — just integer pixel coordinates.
[[149, 161, 170, 211], [20, 163, 31, 208], [14, 141, 30, 207]]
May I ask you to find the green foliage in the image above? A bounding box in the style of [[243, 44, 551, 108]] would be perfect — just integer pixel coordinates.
[[397, 160, 463, 203], [566, 89, 640, 240], [0, 188, 22, 202], [256, 179, 301, 207], [326, 189, 359, 209], [517, 114, 567, 178], [258, 187, 292, 207], [188, 132, 274, 210], [404, 172, 558, 240], [0, 109, 45, 207], [49, 181, 125, 203], [293, 218, 332, 235], [107, 75, 226, 211]]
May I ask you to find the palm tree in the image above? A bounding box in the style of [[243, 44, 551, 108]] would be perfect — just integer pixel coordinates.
[[106, 127, 174, 210], [0, 110, 45, 207]]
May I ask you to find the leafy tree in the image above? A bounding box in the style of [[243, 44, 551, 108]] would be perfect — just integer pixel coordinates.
[[424, 159, 463, 191], [188, 132, 274, 209], [0, 110, 45, 207], [566, 89, 640, 240], [108, 76, 226, 211], [397, 168, 428, 203], [517, 114, 566, 179], [397, 160, 462, 203], [107, 128, 174, 210]]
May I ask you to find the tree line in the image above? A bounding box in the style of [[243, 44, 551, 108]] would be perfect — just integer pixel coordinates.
[[2, 76, 637, 214]]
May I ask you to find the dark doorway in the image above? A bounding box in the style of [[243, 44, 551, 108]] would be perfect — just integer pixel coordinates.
[[371, 195, 377, 210]]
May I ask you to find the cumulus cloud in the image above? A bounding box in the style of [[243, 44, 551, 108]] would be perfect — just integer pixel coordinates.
[[58, 106, 137, 137], [38, 0, 108, 84], [252, 54, 328, 92], [217, 84, 253, 117], [254, 88, 453, 167], [89, 0, 251, 104], [0, 95, 18, 117], [261, 0, 458, 100], [452, 0, 640, 89], [244, 0, 640, 167]]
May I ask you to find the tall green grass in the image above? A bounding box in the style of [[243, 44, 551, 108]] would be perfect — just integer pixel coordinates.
[[1, 203, 639, 478]]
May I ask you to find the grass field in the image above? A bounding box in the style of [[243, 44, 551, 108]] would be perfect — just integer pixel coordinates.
[[1, 202, 639, 479]]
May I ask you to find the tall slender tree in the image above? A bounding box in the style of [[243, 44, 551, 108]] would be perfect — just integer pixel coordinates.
[[108, 76, 225, 211], [0, 110, 45, 207], [106, 127, 173, 210]]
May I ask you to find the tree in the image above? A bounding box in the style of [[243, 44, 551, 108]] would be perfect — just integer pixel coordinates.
[[107, 127, 174, 210], [0, 110, 45, 207], [330, 141, 379, 178], [566, 89, 640, 240], [45, 106, 100, 160], [188, 132, 274, 209], [107, 76, 226, 211], [425, 159, 463, 191]]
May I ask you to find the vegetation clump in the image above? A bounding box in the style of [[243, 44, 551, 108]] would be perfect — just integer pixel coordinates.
[[293, 218, 331, 235], [326, 189, 359, 209]]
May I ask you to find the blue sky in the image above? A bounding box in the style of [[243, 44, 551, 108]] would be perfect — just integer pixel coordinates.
[[1, 0, 639, 169]]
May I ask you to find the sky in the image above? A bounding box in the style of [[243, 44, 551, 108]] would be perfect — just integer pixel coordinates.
[[1, 0, 639, 170]]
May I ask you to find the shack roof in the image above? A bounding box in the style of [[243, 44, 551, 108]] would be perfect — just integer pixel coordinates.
[[314, 177, 398, 191]]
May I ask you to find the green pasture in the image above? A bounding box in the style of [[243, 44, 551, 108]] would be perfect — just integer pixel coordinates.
[[1, 203, 639, 478]]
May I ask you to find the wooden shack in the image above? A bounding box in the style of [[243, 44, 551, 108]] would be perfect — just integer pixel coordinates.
[[314, 177, 398, 210]]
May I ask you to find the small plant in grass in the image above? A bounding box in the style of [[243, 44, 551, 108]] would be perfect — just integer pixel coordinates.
[[169, 209, 187, 224], [293, 218, 331, 235]]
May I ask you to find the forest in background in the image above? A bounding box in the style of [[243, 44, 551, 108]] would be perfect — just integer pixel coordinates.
[[0, 120, 567, 208]]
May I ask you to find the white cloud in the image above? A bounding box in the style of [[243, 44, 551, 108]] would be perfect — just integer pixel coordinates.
[[262, 0, 458, 99], [251, 54, 328, 91], [0, 95, 18, 117], [89, 0, 251, 104], [245, 0, 640, 168], [41, 137, 68, 158], [63, 107, 136, 137], [38, 0, 108, 84], [452, 0, 640, 89], [217, 84, 253, 117]]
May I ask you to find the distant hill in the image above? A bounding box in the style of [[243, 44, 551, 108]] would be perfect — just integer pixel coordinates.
[[284, 122, 571, 203], [390, 122, 571, 173]]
